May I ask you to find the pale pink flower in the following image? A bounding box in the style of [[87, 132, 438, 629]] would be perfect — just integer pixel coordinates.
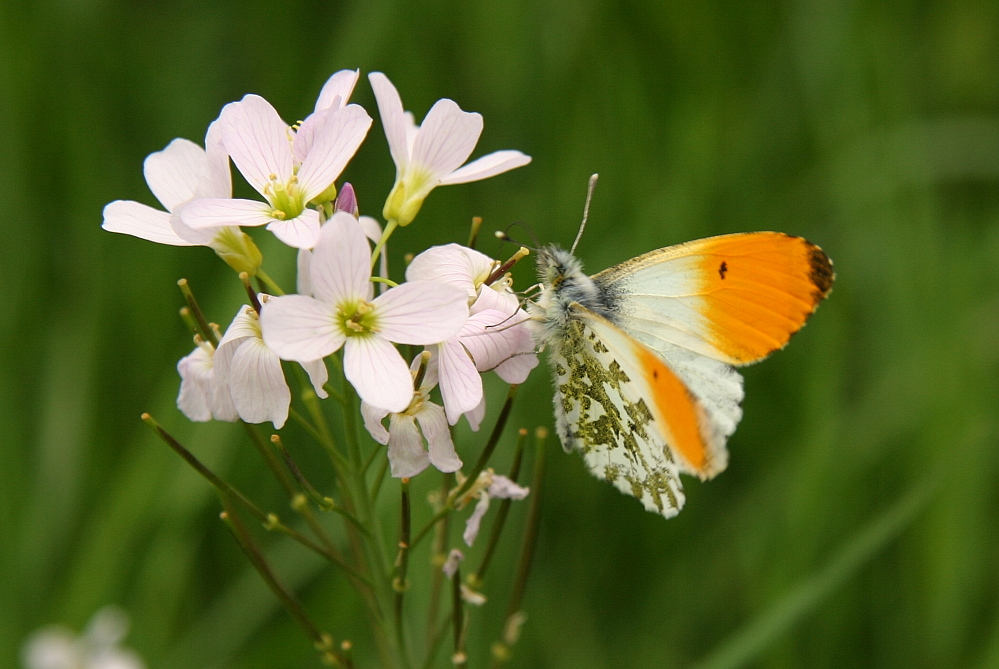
[[177, 337, 238, 423], [101, 123, 263, 275], [369, 72, 531, 227], [361, 385, 461, 478], [407, 244, 538, 425], [22, 608, 146, 669], [214, 299, 329, 429], [181, 74, 372, 249], [260, 212, 468, 412], [460, 470, 530, 547]]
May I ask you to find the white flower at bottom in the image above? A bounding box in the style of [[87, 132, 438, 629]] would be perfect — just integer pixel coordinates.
[[177, 337, 237, 423], [214, 299, 329, 429], [22, 606, 146, 669], [362, 385, 461, 478], [460, 470, 529, 547]]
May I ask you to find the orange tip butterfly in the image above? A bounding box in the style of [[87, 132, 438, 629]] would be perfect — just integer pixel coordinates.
[[528, 176, 834, 518]]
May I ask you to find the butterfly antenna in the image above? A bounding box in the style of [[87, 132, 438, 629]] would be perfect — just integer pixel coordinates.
[[570, 173, 599, 255]]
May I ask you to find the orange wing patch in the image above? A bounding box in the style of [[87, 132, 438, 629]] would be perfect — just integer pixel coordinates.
[[632, 340, 721, 479], [693, 233, 833, 365]]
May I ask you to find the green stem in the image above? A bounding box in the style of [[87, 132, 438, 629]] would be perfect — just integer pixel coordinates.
[[370, 219, 398, 271], [452, 385, 519, 503], [219, 496, 345, 667], [255, 267, 286, 295], [177, 279, 217, 347], [452, 561, 467, 668], [394, 479, 413, 665], [426, 472, 454, 639]]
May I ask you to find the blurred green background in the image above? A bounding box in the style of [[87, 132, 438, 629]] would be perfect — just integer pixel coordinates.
[[3, 0, 999, 667]]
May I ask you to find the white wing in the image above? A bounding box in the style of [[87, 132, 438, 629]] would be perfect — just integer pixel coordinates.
[[549, 306, 686, 517]]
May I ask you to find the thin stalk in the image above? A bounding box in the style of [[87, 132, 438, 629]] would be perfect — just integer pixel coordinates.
[[370, 219, 398, 270], [452, 562, 467, 668], [219, 496, 345, 667], [426, 472, 454, 639], [451, 385, 519, 502], [255, 267, 285, 295], [467, 216, 483, 248], [472, 428, 527, 584], [177, 279, 217, 346], [370, 456, 390, 503], [238, 272, 263, 313], [491, 427, 548, 667], [244, 422, 296, 495], [394, 479, 413, 664]]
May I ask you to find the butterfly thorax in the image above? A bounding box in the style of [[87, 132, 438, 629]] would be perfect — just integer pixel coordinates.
[[528, 245, 620, 351]]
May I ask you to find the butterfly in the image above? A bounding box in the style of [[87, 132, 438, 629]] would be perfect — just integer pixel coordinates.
[[528, 223, 833, 518]]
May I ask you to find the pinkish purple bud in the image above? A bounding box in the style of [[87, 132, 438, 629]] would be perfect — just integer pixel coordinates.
[[335, 183, 359, 218]]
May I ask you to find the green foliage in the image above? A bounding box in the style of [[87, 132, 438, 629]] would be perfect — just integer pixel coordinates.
[[2, 0, 998, 666]]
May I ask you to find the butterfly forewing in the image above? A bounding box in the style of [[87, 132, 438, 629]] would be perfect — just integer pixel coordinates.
[[594, 232, 834, 365]]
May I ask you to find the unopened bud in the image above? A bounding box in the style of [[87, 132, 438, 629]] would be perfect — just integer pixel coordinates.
[[334, 182, 359, 217], [210, 227, 263, 276]]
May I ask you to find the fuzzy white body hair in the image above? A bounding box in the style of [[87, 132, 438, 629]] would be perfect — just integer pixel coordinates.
[[527, 245, 619, 350]]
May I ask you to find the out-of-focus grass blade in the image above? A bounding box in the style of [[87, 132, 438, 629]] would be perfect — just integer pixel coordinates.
[[692, 483, 933, 669]]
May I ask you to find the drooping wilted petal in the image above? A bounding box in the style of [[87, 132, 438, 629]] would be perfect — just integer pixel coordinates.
[[463, 494, 490, 547], [302, 358, 329, 399], [260, 295, 344, 362], [102, 201, 196, 246], [361, 401, 390, 445], [176, 347, 214, 422], [417, 401, 461, 472], [442, 548, 464, 579], [439, 150, 532, 185], [488, 475, 529, 499], [309, 211, 373, 304], [387, 413, 430, 478], [143, 138, 205, 210], [344, 336, 412, 413], [373, 281, 467, 345], [219, 94, 294, 195]]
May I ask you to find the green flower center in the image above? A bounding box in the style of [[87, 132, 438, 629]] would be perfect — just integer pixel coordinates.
[[264, 173, 306, 220], [337, 300, 379, 337]]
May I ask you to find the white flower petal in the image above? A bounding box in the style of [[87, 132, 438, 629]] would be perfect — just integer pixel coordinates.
[[266, 209, 321, 249], [369, 72, 410, 171], [405, 244, 478, 300], [493, 327, 539, 384], [200, 120, 233, 199], [387, 413, 429, 478], [22, 627, 78, 669], [298, 104, 372, 201], [417, 401, 461, 472], [102, 200, 197, 246], [439, 150, 532, 186], [229, 337, 291, 428], [297, 248, 313, 295], [488, 475, 529, 499], [470, 284, 520, 316], [302, 358, 329, 399], [410, 98, 483, 180], [344, 336, 412, 413], [177, 346, 214, 422], [315, 69, 360, 111], [260, 295, 344, 362], [373, 281, 468, 345], [438, 339, 483, 425], [291, 108, 330, 165], [361, 401, 390, 445], [464, 395, 486, 432], [310, 211, 373, 303], [179, 198, 274, 229], [359, 215, 382, 244], [169, 214, 223, 246], [460, 309, 527, 372], [463, 493, 490, 547], [220, 94, 294, 195], [442, 548, 464, 579], [143, 138, 206, 211]]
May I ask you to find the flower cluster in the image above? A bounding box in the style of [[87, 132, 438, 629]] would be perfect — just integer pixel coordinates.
[[103, 70, 536, 479]]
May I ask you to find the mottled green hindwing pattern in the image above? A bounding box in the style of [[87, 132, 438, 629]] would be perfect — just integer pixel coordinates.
[[551, 318, 686, 517]]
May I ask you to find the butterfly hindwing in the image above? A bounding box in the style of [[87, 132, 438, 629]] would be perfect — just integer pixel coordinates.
[[550, 304, 689, 517]]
